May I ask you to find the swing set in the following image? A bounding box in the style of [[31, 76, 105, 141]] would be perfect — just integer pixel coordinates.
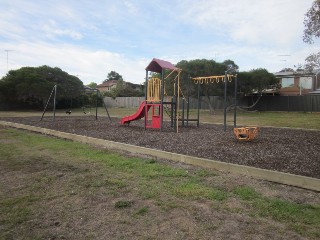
[[40, 85, 112, 122]]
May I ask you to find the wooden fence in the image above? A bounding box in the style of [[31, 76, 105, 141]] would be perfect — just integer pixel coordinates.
[[103, 96, 241, 109], [247, 95, 320, 112], [104, 96, 320, 112]]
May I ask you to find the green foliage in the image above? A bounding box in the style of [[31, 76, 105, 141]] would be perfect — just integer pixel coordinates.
[[173, 59, 234, 98], [0, 65, 84, 110], [303, 0, 320, 44], [86, 82, 97, 89], [106, 70, 123, 81], [303, 1, 320, 73], [105, 80, 144, 98], [238, 68, 278, 95], [304, 52, 320, 73]]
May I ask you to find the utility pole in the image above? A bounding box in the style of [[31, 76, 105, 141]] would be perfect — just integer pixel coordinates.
[[4, 50, 13, 72]]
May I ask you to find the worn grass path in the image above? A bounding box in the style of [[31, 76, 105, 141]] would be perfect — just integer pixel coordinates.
[[1, 127, 319, 239]]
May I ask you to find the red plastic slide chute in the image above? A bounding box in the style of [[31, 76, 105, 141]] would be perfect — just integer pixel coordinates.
[[120, 101, 150, 125]]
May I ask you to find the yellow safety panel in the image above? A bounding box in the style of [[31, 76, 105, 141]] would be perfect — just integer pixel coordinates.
[[147, 78, 161, 102]]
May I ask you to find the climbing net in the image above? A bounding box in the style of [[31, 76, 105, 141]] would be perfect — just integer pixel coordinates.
[[192, 74, 234, 84]]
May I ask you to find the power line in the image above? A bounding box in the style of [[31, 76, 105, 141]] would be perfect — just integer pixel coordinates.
[[278, 54, 291, 69]]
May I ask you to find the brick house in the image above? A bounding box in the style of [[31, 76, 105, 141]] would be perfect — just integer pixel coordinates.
[[96, 79, 143, 93], [275, 69, 320, 96], [96, 80, 118, 92]]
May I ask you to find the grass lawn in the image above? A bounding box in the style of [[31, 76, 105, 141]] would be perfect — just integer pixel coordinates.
[[0, 128, 319, 239], [1, 107, 320, 129]]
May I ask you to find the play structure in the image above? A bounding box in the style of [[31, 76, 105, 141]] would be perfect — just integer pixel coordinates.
[[119, 58, 258, 140], [120, 58, 199, 133]]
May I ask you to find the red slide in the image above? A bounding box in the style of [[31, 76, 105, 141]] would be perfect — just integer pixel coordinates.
[[120, 101, 150, 125]]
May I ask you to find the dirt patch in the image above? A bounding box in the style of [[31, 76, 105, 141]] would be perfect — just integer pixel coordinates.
[[1, 116, 319, 179]]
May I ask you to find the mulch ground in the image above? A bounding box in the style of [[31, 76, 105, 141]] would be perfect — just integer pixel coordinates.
[[1, 115, 319, 179]]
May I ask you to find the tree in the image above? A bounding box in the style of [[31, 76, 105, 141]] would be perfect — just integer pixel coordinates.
[[87, 82, 97, 89], [173, 59, 238, 112], [303, 0, 320, 72], [305, 51, 320, 73], [303, 0, 320, 44], [111, 78, 125, 96], [105, 71, 123, 82], [238, 69, 278, 95], [0, 66, 84, 109]]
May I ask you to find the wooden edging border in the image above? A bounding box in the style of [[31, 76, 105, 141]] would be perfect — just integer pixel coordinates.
[[1, 120, 319, 192]]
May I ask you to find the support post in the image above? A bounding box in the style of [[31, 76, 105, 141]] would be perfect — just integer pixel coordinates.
[[53, 85, 57, 122], [182, 97, 185, 127], [197, 82, 200, 127], [145, 70, 148, 130], [233, 74, 238, 128], [160, 69, 165, 131], [98, 90, 112, 122], [176, 73, 180, 133], [174, 92, 177, 130], [171, 97, 174, 128], [95, 89, 98, 120], [187, 75, 191, 127], [41, 85, 56, 121], [223, 71, 227, 132]]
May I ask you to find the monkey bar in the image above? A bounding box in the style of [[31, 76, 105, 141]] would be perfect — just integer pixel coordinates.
[[192, 74, 234, 84]]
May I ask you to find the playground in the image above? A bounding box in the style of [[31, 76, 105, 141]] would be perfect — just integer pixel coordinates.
[[1, 57, 320, 239], [2, 58, 319, 179], [1, 58, 319, 180], [1, 115, 319, 179]]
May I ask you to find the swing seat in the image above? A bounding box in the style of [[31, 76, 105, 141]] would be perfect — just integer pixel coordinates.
[[233, 127, 258, 141]]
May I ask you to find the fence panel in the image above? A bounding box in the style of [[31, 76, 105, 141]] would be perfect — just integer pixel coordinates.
[[103, 96, 234, 109], [103, 96, 320, 112], [248, 95, 320, 112]]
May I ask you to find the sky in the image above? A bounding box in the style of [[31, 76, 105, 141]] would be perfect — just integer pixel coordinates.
[[0, 0, 318, 85]]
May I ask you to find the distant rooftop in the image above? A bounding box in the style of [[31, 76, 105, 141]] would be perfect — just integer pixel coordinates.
[[274, 68, 320, 76]]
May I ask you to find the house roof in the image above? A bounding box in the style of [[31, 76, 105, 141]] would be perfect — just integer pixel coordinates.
[[275, 69, 319, 77], [97, 80, 118, 87], [84, 86, 96, 92], [145, 58, 178, 73]]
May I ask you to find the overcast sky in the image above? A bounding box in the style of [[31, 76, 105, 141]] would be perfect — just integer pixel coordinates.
[[0, 0, 318, 85]]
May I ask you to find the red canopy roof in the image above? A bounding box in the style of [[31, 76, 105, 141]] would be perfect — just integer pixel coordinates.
[[145, 58, 178, 73]]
